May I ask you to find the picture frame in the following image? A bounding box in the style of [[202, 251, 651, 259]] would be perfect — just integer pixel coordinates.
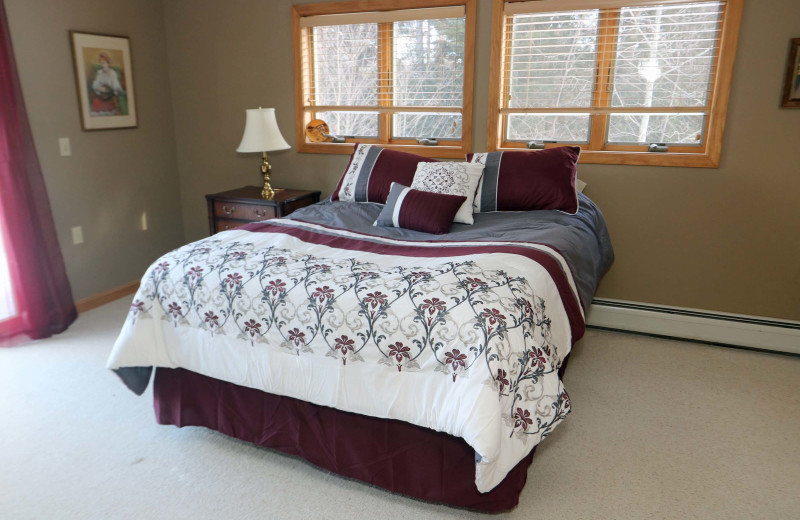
[[69, 31, 138, 130], [781, 38, 800, 109]]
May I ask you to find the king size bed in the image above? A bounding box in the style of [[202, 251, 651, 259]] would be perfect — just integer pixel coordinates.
[[108, 145, 614, 511]]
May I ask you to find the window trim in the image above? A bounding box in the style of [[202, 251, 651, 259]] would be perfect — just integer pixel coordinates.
[[486, 0, 743, 167], [292, 0, 476, 159]]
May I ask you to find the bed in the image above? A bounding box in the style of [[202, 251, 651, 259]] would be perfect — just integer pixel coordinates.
[[108, 187, 613, 511]]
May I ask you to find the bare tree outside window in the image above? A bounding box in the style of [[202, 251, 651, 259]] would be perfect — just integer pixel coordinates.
[[609, 3, 722, 144], [506, 11, 598, 142], [501, 1, 726, 147], [393, 18, 465, 139], [313, 23, 379, 137], [311, 17, 465, 141]]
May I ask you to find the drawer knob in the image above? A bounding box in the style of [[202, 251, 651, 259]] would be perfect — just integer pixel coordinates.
[[254, 209, 268, 218], [222, 205, 235, 215]]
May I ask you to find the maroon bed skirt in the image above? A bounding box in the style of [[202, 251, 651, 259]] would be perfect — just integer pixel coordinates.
[[153, 367, 542, 511]]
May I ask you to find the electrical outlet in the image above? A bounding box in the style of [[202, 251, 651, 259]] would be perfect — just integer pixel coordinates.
[[140, 211, 148, 231], [58, 137, 71, 157], [71, 226, 83, 245]]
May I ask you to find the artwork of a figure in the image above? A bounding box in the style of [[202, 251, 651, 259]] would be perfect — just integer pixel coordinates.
[[90, 51, 126, 116], [71, 32, 137, 129], [785, 39, 800, 106], [793, 60, 800, 100]]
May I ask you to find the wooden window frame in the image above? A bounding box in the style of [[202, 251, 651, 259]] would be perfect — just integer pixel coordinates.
[[292, 0, 476, 159], [487, 0, 743, 167]]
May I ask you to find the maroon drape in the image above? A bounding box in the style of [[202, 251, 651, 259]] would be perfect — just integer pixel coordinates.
[[0, 1, 76, 346]]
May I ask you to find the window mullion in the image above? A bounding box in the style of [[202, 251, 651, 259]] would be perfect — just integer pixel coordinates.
[[304, 26, 316, 125], [378, 21, 393, 144], [589, 9, 619, 151], [498, 13, 515, 146]]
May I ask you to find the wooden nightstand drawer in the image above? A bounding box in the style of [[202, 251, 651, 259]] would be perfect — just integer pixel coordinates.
[[214, 219, 250, 233], [213, 201, 276, 221], [206, 186, 321, 235], [284, 197, 314, 215]]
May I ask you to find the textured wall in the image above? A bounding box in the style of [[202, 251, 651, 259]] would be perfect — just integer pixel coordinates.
[[581, 1, 800, 320], [163, 0, 800, 320], [10, 0, 797, 320], [5, 0, 185, 300], [162, 0, 343, 246]]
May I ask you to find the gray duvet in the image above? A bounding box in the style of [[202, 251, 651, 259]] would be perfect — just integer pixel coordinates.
[[288, 192, 614, 311]]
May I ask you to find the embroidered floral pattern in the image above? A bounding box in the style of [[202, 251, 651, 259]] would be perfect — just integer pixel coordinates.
[[266, 279, 286, 295], [288, 328, 306, 347], [513, 408, 533, 432], [313, 286, 334, 303], [496, 369, 510, 394], [204, 311, 219, 327], [225, 273, 243, 288], [127, 230, 572, 446], [444, 348, 468, 381], [244, 319, 260, 332], [421, 297, 446, 315], [411, 162, 469, 197], [388, 342, 411, 371], [167, 302, 182, 318], [335, 144, 372, 202], [410, 162, 482, 224], [364, 291, 387, 309]]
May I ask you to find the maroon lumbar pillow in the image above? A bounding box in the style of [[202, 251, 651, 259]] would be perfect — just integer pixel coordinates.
[[467, 146, 581, 214], [331, 143, 438, 204], [373, 183, 467, 235]]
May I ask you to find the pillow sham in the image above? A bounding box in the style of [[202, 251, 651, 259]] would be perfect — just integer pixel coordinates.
[[410, 161, 485, 225], [467, 146, 580, 214], [332, 143, 438, 204], [374, 183, 466, 235]]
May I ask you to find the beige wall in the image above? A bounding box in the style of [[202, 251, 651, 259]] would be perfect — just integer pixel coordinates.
[[163, 0, 800, 321], [5, 0, 185, 301], [8, 0, 798, 321], [584, 1, 800, 320]]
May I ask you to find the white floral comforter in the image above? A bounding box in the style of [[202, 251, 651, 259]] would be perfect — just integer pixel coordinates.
[[107, 218, 585, 492]]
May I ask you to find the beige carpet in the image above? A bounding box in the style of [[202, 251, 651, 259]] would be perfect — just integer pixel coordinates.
[[1, 297, 798, 519]]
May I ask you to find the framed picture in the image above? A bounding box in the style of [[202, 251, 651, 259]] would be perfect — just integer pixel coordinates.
[[70, 31, 137, 130], [782, 38, 800, 108]]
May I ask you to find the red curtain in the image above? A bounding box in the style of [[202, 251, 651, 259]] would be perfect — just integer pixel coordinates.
[[0, 1, 76, 346]]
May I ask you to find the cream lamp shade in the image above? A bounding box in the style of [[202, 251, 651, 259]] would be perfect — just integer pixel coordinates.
[[236, 108, 290, 153], [236, 108, 290, 199]]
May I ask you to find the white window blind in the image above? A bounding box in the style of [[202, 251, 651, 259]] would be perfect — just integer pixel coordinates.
[[300, 6, 467, 141], [300, 6, 464, 27], [502, 0, 725, 146]]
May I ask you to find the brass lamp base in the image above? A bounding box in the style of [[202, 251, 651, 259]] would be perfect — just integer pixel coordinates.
[[259, 152, 282, 199]]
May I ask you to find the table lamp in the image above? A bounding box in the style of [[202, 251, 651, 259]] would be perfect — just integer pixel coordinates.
[[236, 107, 290, 199]]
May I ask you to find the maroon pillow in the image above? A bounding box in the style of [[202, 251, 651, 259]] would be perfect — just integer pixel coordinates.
[[466, 146, 580, 214], [332, 144, 438, 204], [374, 183, 467, 235]]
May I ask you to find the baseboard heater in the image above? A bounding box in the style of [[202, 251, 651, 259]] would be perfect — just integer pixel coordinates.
[[587, 298, 800, 356]]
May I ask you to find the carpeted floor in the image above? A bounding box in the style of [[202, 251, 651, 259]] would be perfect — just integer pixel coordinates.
[[1, 297, 798, 519]]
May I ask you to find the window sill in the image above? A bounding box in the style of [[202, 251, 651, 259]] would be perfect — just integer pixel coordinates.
[[578, 150, 718, 168], [491, 143, 719, 168], [297, 141, 468, 159]]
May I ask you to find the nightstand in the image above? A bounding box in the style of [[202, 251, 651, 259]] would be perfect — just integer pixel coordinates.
[[206, 186, 321, 234]]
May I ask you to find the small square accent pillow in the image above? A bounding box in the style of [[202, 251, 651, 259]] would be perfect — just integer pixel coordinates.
[[332, 143, 438, 204], [374, 183, 467, 235], [467, 146, 581, 214], [410, 162, 485, 225]]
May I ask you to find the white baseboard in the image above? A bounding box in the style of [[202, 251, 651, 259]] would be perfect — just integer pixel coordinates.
[[586, 299, 800, 355]]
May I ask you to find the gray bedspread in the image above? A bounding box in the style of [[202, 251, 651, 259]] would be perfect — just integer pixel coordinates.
[[288, 192, 614, 311]]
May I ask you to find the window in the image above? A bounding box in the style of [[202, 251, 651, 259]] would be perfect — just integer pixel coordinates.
[[292, 0, 476, 158], [488, 0, 743, 167]]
